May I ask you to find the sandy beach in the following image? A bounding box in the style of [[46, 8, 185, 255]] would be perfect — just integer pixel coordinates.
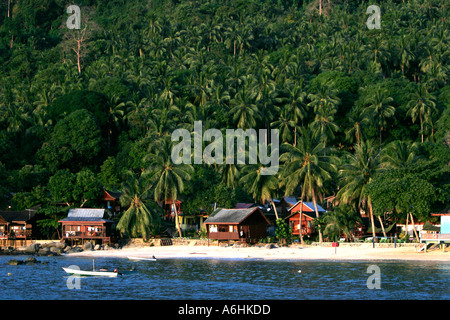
[[66, 243, 450, 262]]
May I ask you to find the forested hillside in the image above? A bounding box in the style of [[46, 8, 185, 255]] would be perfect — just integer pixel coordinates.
[[0, 0, 448, 240]]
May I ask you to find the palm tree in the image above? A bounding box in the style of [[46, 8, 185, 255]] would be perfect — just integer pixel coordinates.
[[218, 162, 240, 190], [336, 140, 383, 240], [271, 105, 296, 144], [310, 104, 339, 152], [345, 113, 369, 147], [145, 137, 193, 237], [229, 76, 259, 130], [281, 127, 337, 243], [280, 81, 307, 146], [307, 80, 340, 113], [116, 172, 162, 239], [323, 205, 362, 242], [406, 84, 437, 143], [239, 164, 280, 220], [361, 87, 395, 146], [382, 140, 420, 168]]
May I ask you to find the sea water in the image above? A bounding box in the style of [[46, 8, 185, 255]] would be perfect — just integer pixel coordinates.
[[0, 255, 448, 300]]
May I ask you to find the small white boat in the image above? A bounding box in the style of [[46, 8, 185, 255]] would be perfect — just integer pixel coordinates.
[[127, 256, 157, 261], [62, 267, 119, 277], [62, 259, 121, 277]]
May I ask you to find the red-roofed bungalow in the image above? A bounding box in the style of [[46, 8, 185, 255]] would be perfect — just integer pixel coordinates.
[[285, 201, 326, 236]]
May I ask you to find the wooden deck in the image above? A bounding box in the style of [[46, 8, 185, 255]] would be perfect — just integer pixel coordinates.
[[62, 231, 111, 244]]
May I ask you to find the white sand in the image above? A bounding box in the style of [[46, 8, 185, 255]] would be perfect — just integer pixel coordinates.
[[66, 244, 450, 262]]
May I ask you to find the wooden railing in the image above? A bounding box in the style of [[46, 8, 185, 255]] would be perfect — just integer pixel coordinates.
[[421, 233, 450, 241], [0, 230, 32, 239], [63, 231, 107, 239], [208, 231, 240, 240]]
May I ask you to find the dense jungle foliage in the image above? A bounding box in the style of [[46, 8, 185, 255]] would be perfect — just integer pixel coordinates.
[[0, 0, 448, 240]]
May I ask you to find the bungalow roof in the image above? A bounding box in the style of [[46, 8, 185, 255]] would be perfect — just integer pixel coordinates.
[[204, 207, 270, 225], [59, 208, 113, 223], [0, 210, 37, 223]]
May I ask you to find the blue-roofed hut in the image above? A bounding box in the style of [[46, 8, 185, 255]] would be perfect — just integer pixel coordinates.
[[59, 208, 114, 245]]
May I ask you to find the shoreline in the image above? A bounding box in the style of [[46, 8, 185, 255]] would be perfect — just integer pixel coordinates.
[[63, 243, 450, 262]]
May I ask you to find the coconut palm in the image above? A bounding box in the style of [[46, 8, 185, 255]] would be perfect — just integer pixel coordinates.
[[345, 113, 369, 147], [361, 87, 395, 146], [382, 140, 420, 169], [310, 104, 339, 152], [239, 164, 280, 220], [116, 172, 162, 239], [228, 76, 260, 130], [281, 127, 338, 243], [307, 80, 340, 113], [323, 205, 362, 242], [336, 140, 383, 239], [406, 84, 437, 143], [145, 137, 193, 237]]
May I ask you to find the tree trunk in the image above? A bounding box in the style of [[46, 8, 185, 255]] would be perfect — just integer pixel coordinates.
[[76, 42, 82, 75], [173, 201, 183, 238], [368, 200, 376, 240], [405, 212, 409, 242], [294, 126, 297, 147], [377, 215, 387, 237], [312, 188, 323, 243], [420, 112, 424, 143], [409, 212, 420, 242], [271, 198, 279, 220], [298, 195, 305, 245]]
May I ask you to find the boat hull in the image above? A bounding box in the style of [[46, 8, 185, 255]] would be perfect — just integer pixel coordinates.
[[62, 267, 118, 277], [127, 256, 157, 261]]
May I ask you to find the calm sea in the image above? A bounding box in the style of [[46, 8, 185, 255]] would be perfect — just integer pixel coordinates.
[[0, 255, 448, 300]]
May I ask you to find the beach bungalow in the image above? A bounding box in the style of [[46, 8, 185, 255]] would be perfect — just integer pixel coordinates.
[[204, 207, 270, 243], [278, 196, 297, 218], [101, 189, 122, 217], [421, 208, 450, 244], [0, 207, 39, 246], [285, 201, 326, 237], [178, 209, 210, 232], [59, 208, 114, 245]]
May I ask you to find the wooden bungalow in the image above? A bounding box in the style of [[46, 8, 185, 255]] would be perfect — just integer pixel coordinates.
[[285, 201, 326, 236], [59, 208, 114, 245], [0, 208, 39, 246], [101, 189, 122, 218], [204, 207, 270, 243], [421, 208, 450, 243]]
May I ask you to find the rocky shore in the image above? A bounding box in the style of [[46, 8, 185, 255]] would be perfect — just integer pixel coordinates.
[[0, 241, 120, 256]]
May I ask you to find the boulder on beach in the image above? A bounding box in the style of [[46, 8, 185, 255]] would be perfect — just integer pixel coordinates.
[[83, 242, 93, 251], [24, 243, 40, 253], [38, 247, 50, 255], [94, 244, 102, 251], [55, 242, 66, 249], [50, 246, 63, 254]]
